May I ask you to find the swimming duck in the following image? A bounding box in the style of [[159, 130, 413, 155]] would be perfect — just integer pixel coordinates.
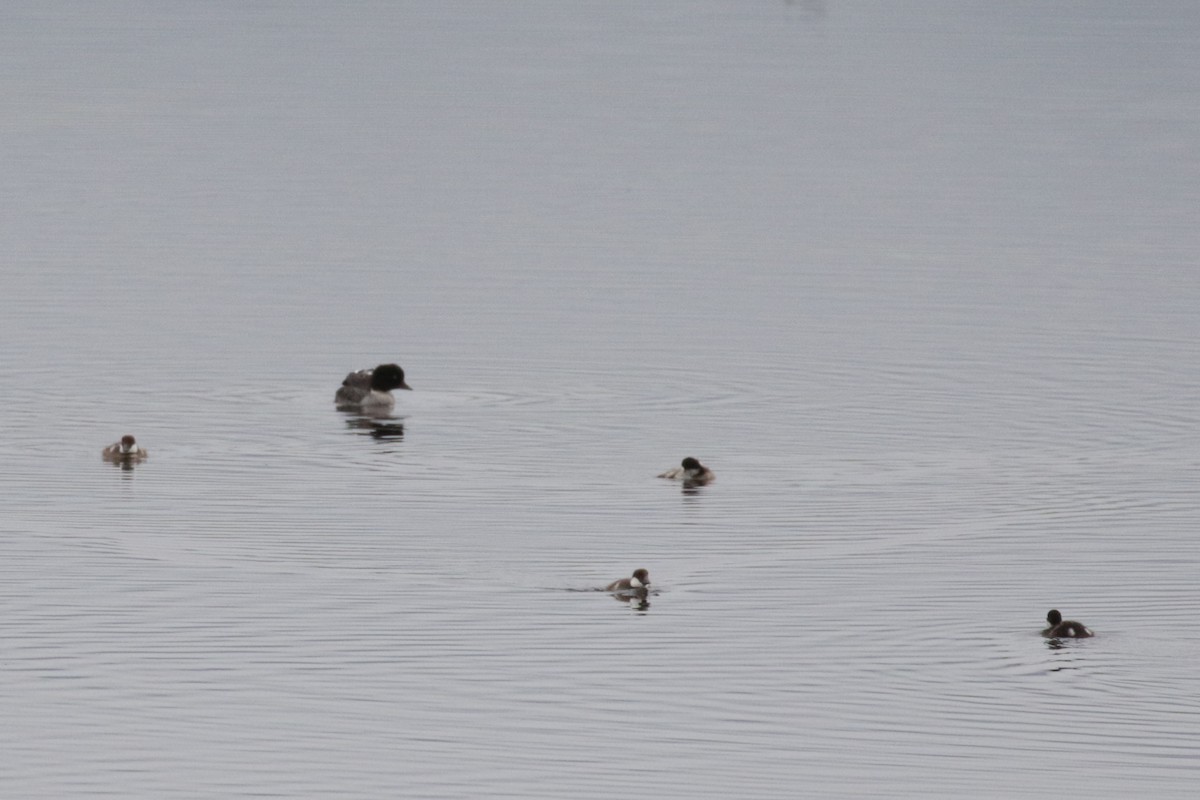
[[335, 363, 412, 409], [657, 457, 714, 484], [607, 568, 650, 592], [102, 434, 148, 462], [1043, 609, 1093, 638]]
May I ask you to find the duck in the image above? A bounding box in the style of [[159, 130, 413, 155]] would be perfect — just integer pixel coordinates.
[[102, 434, 148, 462], [334, 363, 412, 409], [1043, 609, 1093, 638], [657, 457, 714, 484], [606, 568, 650, 592]]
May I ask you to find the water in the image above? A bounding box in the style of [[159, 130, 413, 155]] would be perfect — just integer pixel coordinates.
[[3, 2, 1200, 797]]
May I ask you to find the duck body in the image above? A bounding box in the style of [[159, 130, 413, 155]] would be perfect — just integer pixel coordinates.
[[1043, 609, 1093, 638], [607, 568, 650, 592], [102, 434, 148, 462], [335, 363, 412, 409], [658, 457, 714, 484]]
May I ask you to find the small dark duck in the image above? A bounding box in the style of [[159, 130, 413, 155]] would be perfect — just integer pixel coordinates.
[[607, 568, 650, 592], [657, 457, 714, 485], [102, 434, 148, 462], [1043, 609, 1093, 638], [335, 363, 412, 410]]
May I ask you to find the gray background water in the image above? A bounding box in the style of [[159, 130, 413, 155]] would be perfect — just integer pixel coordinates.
[[3, 1, 1200, 797]]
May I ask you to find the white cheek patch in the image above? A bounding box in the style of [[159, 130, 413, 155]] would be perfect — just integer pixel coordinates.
[[630, 577, 643, 588]]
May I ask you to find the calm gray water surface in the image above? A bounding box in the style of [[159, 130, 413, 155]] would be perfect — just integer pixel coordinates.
[[3, 2, 1200, 797]]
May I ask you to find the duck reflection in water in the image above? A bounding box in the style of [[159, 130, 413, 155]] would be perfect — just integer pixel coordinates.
[[342, 416, 405, 440], [611, 586, 651, 611]]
